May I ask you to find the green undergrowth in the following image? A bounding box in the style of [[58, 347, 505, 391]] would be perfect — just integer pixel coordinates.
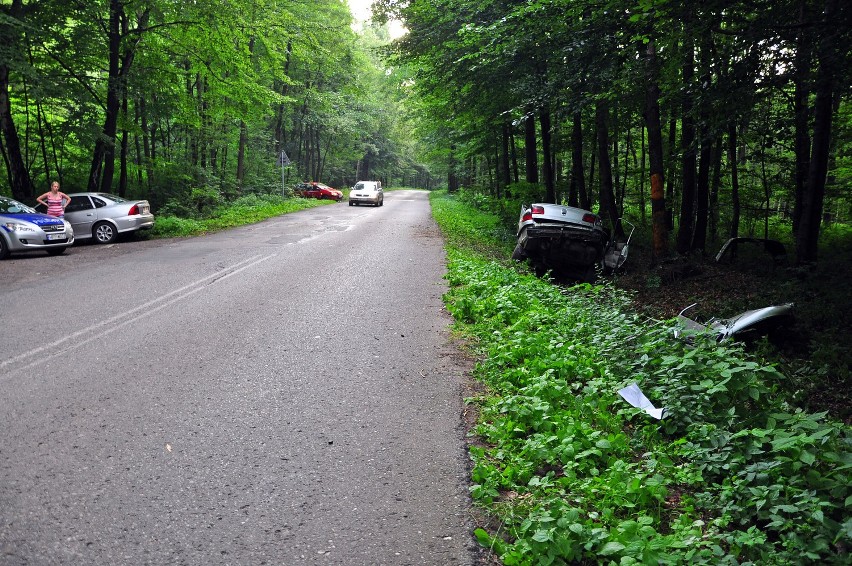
[[430, 190, 851, 565], [151, 193, 331, 238]]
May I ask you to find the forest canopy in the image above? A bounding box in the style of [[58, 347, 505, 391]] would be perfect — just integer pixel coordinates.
[[2, 0, 850, 266], [0, 0, 430, 215], [375, 0, 852, 265]]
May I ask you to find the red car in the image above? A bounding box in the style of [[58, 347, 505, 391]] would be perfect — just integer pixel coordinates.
[[295, 182, 342, 201]]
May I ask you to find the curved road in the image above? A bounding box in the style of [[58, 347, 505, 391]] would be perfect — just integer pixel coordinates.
[[0, 190, 481, 565]]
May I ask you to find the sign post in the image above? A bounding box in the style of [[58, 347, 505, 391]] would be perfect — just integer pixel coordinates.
[[277, 151, 291, 196]]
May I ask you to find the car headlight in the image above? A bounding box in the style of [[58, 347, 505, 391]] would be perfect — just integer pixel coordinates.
[[4, 222, 36, 232]]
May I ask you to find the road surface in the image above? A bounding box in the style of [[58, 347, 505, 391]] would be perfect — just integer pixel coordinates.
[[0, 190, 481, 565]]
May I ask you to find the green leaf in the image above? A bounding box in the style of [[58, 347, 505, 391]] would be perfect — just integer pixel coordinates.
[[800, 450, 817, 465], [599, 541, 626, 556]]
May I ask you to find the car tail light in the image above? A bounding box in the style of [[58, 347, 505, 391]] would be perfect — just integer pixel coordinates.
[[531, 205, 545, 215], [521, 211, 532, 222], [582, 213, 598, 224], [128, 204, 139, 215]]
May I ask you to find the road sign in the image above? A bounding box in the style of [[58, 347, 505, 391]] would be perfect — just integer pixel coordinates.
[[277, 151, 291, 167]]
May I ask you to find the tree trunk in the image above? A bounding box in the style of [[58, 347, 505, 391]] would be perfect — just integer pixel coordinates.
[[570, 111, 587, 208], [118, 92, 128, 197], [88, 0, 122, 192], [89, 2, 148, 193], [524, 113, 538, 183], [796, 0, 838, 265], [510, 128, 519, 184], [237, 120, 247, 188], [540, 107, 555, 202], [595, 101, 620, 234], [500, 120, 511, 192], [709, 134, 723, 244], [677, 34, 697, 254], [0, 0, 33, 201], [644, 38, 669, 263], [792, 0, 813, 235], [728, 123, 740, 238], [448, 145, 458, 192], [694, 135, 712, 252]]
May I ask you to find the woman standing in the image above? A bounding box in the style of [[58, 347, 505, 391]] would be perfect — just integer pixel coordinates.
[[36, 181, 71, 218]]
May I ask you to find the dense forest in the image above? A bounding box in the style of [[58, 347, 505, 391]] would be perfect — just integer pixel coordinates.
[[0, 0, 431, 216], [373, 0, 852, 266], [2, 0, 850, 264]]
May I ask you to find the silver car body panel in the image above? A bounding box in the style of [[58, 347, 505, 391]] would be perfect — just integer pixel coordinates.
[[675, 302, 795, 342]]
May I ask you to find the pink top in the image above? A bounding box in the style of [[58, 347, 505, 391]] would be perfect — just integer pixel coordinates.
[[46, 194, 64, 217]]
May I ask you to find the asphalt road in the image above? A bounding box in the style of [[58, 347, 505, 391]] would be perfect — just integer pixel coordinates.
[[0, 190, 480, 565]]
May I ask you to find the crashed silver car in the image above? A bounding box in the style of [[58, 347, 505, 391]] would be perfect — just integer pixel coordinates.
[[512, 203, 608, 282], [674, 302, 795, 343]]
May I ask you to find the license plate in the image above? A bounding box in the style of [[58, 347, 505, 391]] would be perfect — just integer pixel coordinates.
[[46, 233, 65, 241]]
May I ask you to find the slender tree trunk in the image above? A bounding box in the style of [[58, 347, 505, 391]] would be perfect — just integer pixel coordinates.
[[524, 113, 538, 183], [639, 123, 646, 225], [666, 117, 676, 209], [0, 0, 32, 201], [500, 120, 511, 193], [570, 111, 587, 208], [133, 105, 143, 190], [237, 121, 247, 187], [792, 0, 813, 235], [448, 145, 458, 192], [540, 107, 555, 202], [595, 101, 620, 234], [694, 136, 712, 252], [693, 29, 714, 252], [118, 92, 128, 197], [796, 0, 838, 264], [709, 134, 723, 244], [90, 2, 148, 193], [728, 123, 740, 238], [89, 0, 121, 192], [677, 33, 697, 254], [644, 38, 669, 263]]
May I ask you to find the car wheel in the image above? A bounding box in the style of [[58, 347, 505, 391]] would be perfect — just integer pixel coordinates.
[[46, 247, 67, 256], [511, 243, 527, 261], [349, 201, 353, 206], [93, 222, 117, 244], [0, 236, 9, 260]]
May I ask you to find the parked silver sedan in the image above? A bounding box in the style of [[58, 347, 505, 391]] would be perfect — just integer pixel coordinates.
[[63, 193, 154, 244]]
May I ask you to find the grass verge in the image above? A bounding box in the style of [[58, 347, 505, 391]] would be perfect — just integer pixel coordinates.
[[430, 189, 851, 565], [150, 194, 333, 238]]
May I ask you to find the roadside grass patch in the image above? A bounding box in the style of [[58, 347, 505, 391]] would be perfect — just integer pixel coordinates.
[[151, 194, 330, 238], [430, 190, 851, 564]]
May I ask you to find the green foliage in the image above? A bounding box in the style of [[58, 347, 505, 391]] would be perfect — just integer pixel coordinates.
[[151, 194, 328, 238], [431, 191, 851, 564]]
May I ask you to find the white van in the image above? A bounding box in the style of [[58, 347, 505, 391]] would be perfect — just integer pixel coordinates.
[[349, 181, 384, 207]]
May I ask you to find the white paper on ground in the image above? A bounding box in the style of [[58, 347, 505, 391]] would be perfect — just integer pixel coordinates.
[[618, 383, 666, 420]]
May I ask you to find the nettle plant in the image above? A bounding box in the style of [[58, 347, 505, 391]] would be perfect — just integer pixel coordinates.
[[443, 247, 851, 565]]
